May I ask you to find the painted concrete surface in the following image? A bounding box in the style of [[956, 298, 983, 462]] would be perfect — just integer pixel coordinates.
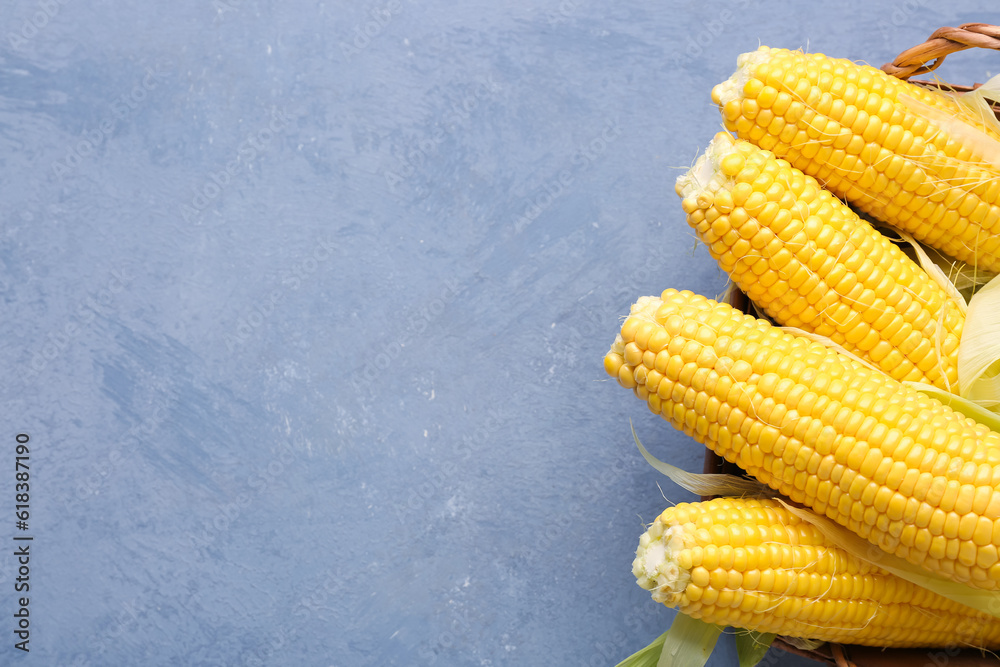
[[1, 1, 996, 665]]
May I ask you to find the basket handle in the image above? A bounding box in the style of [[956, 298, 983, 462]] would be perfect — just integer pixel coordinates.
[[881, 22, 1000, 79]]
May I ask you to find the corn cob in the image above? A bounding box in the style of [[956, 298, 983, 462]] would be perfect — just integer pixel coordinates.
[[604, 288, 1000, 590], [635, 496, 1000, 648], [712, 46, 1000, 273], [676, 131, 965, 391]]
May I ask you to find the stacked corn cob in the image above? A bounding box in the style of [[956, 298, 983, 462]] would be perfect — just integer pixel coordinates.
[[675, 130, 966, 390], [606, 42, 1000, 656], [635, 497, 1000, 648]]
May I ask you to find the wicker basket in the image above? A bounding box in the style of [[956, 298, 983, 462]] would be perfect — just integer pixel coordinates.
[[702, 24, 1000, 667]]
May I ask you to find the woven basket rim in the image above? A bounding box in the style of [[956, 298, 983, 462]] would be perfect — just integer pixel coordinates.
[[881, 22, 1000, 79]]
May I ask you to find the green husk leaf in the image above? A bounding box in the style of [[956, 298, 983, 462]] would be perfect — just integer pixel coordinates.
[[735, 630, 775, 667], [875, 222, 991, 302], [882, 226, 968, 314], [780, 636, 824, 651], [776, 327, 882, 373], [899, 91, 1000, 170], [957, 272, 1000, 408], [906, 382, 1000, 434], [922, 247, 992, 297], [614, 630, 668, 667], [657, 613, 723, 667], [778, 499, 1000, 618], [953, 71, 1000, 140], [631, 423, 770, 498]]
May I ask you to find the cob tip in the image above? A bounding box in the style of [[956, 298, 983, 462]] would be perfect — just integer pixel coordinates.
[[632, 517, 689, 606], [674, 131, 739, 202], [711, 46, 772, 108]]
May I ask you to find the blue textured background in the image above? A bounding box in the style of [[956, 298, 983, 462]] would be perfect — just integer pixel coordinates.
[[1, 1, 998, 665]]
